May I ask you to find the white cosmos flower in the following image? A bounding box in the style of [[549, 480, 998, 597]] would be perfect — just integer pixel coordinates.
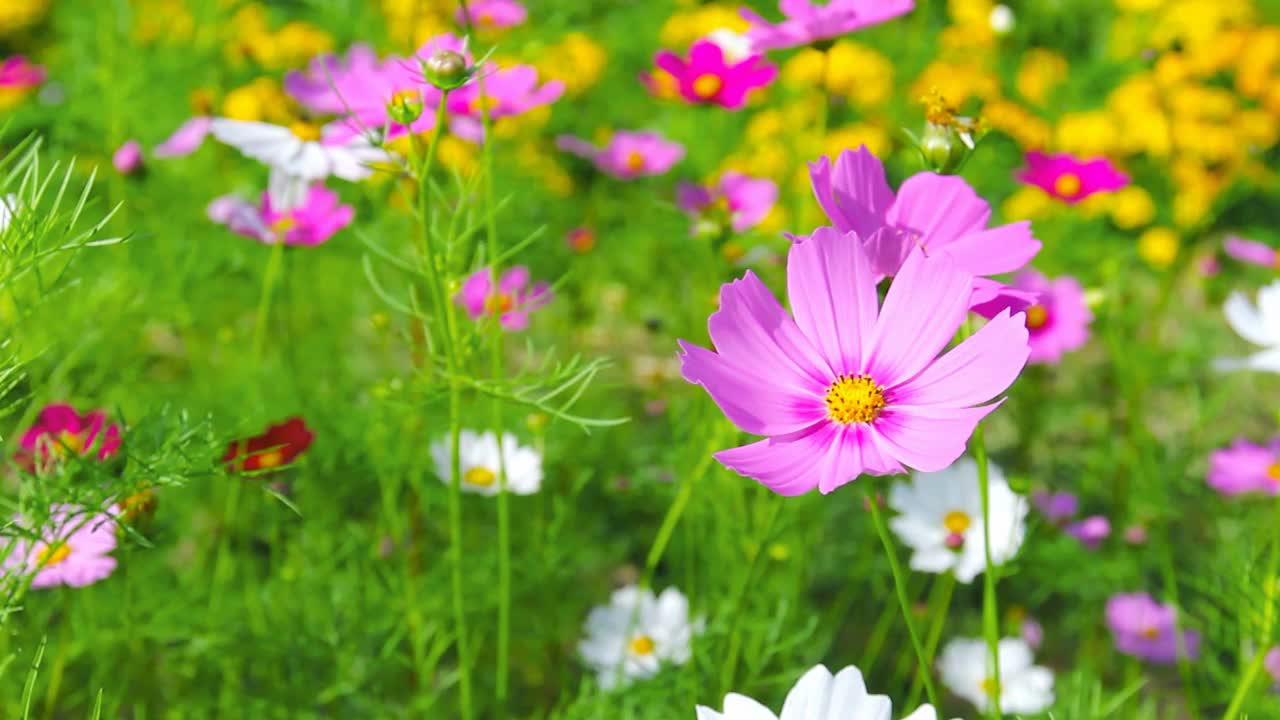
[[888, 459, 1027, 584], [1216, 281, 1280, 373], [696, 663, 958, 720], [939, 637, 1054, 714], [429, 430, 542, 496], [209, 118, 388, 210], [579, 585, 703, 689]]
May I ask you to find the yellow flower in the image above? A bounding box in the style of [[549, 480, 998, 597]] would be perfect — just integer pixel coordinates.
[[982, 100, 1050, 150], [745, 109, 785, 142], [1001, 186, 1054, 222], [782, 42, 893, 108], [659, 4, 748, 49], [380, 0, 448, 50], [1167, 83, 1236, 121], [1137, 227, 1179, 267], [1108, 186, 1156, 229], [824, 123, 891, 162], [0, 0, 51, 36], [1234, 27, 1280, 99], [1114, 0, 1164, 11], [1054, 111, 1118, 158], [1015, 49, 1068, 106], [133, 0, 194, 45], [1236, 109, 1279, 149], [535, 33, 607, 96], [221, 78, 293, 124], [910, 60, 1000, 106]]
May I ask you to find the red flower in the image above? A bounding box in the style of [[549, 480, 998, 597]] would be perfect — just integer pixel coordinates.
[[222, 417, 314, 473]]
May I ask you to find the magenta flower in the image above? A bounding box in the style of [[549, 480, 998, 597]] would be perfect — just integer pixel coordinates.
[[456, 0, 527, 29], [1207, 437, 1280, 497], [457, 266, 551, 331], [1266, 646, 1280, 687], [1224, 235, 1278, 269], [809, 146, 1041, 311], [647, 39, 776, 110], [208, 184, 354, 246], [679, 227, 1030, 495], [154, 116, 213, 158], [676, 172, 777, 235], [1031, 490, 1078, 524], [556, 131, 685, 180], [994, 269, 1091, 365], [0, 55, 46, 90], [113, 140, 143, 175], [286, 43, 430, 143], [1016, 151, 1129, 204], [18, 403, 122, 471], [1066, 515, 1110, 550], [741, 0, 915, 52], [445, 65, 564, 142], [4, 505, 118, 589], [1106, 592, 1200, 665]]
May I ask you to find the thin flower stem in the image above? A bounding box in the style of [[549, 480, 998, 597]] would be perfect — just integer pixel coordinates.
[[1219, 496, 1280, 719], [641, 422, 724, 588], [973, 425, 1003, 719], [251, 237, 286, 360], [907, 572, 956, 710], [866, 487, 941, 710], [413, 100, 453, 342]]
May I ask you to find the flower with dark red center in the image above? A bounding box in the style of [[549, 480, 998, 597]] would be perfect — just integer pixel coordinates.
[[223, 417, 315, 473]]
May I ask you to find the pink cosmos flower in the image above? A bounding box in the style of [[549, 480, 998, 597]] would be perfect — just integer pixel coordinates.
[[676, 172, 778, 235], [646, 39, 776, 110], [1021, 618, 1044, 650], [1031, 489, 1078, 524], [208, 184, 354, 246], [1266, 646, 1280, 687], [18, 403, 122, 470], [809, 146, 1041, 312], [153, 116, 214, 158], [456, 0, 528, 29], [445, 65, 564, 142], [1106, 592, 1200, 665], [741, 0, 915, 51], [287, 43, 431, 143], [113, 140, 143, 175], [989, 269, 1091, 365], [1224, 235, 1278, 269], [1207, 437, 1280, 497], [4, 505, 118, 589], [0, 55, 46, 90], [1016, 151, 1129, 204], [456, 266, 551, 331], [556, 131, 685, 180], [1066, 515, 1110, 550], [679, 226, 1030, 495]]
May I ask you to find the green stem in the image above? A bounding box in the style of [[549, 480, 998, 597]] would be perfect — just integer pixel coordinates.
[[1220, 499, 1280, 719], [251, 238, 286, 359], [907, 572, 956, 710], [973, 425, 1003, 719], [641, 423, 723, 588], [866, 488, 941, 709]]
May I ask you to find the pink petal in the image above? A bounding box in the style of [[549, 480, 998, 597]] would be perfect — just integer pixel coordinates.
[[786, 227, 878, 376], [153, 116, 213, 158], [808, 147, 894, 237], [891, 309, 1029, 407], [939, 221, 1041, 275], [679, 342, 827, 436], [714, 422, 841, 496], [886, 173, 991, 250], [865, 250, 972, 387], [870, 404, 999, 472]]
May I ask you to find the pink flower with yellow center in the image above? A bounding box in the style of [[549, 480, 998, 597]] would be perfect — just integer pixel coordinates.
[[0, 55, 46, 110], [4, 505, 118, 589], [17, 404, 122, 471], [676, 172, 778, 235], [455, 0, 527, 29], [1016, 151, 1128, 204], [457, 266, 551, 332], [679, 227, 1030, 495], [1106, 592, 1199, 665], [208, 184, 354, 246], [980, 269, 1091, 365], [645, 39, 777, 110], [741, 0, 916, 52], [1208, 437, 1280, 497], [1224, 235, 1280, 270], [556, 131, 685, 180], [445, 65, 564, 142]]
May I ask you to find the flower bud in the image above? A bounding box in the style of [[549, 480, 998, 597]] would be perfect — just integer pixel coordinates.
[[918, 122, 970, 175], [387, 89, 423, 125], [423, 50, 471, 91]]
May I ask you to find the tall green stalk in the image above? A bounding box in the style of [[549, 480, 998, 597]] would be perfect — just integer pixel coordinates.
[[972, 426, 1003, 719]]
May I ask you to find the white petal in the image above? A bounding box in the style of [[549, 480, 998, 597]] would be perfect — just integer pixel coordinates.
[[1224, 291, 1280, 348]]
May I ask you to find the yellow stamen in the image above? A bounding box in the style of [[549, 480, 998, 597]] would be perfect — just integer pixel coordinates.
[[824, 374, 886, 425], [271, 216, 297, 233], [51, 430, 85, 457], [1025, 304, 1049, 330], [943, 510, 972, 534], [464, 466, 496, 487], [691, 74, 723, 100], [981, 677, 999, 697], [629, 634, 656, 656], [479, 12, 495, 25], [37, 542, 71, 567], [485, 293, 515, 314], [624, 151, 646, 173], [289, 121, 322, 142], [1053, 173, 1082, 198], [256, 449, 284, 468], [1140, 626, 1161, 640]]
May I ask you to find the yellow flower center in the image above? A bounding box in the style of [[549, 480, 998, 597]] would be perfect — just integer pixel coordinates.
[[981, 677, 999, 697], [485, 293, 515, 314], [629, 634, 656, 656], [256, 449, 284, 468], [271, 216, 297, 233], [1025, 304, 1049, 330], [464, 466, 497, 487], [469, 94, 497, 115], [824, 374, 886, 425], [1140, 625, 1161, 640], [1053, 172, 1082, 198], [1268, 463, 1280, 481], [47, 430, 85, 458], [289, 121, 323, 142], [624, 151, 646, 172], [944, 510, 972, 534], [692, 74, 723, 99], [37, 542, 71, 567], [479, 11, 495, 25]]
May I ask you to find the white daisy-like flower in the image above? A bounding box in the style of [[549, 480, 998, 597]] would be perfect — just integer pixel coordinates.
[[209, 118, 389, 210], [1216, 281, 1280, 373], [578, 585, 703, 689], [697, 663, 957, 720], [888, 458, 1027, 584], [939, 637, 1054, 714], [429, 430, 542, 496]]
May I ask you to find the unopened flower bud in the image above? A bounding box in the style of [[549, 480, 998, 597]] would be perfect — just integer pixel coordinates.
[[423, 50, 471, 91], [387, 89, 423, 125], [918, 122, 970, 175]]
